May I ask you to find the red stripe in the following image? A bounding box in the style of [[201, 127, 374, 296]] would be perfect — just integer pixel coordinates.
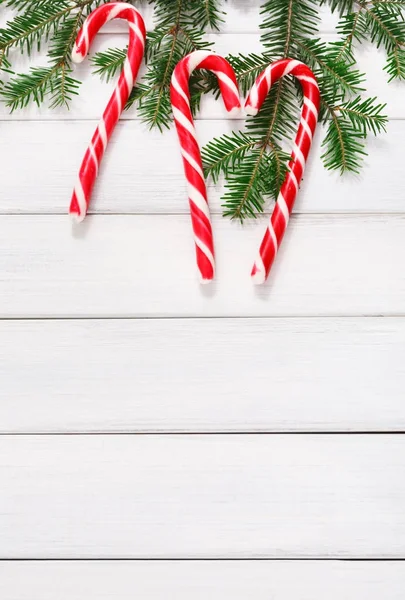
[[190, 203, 214, 256]]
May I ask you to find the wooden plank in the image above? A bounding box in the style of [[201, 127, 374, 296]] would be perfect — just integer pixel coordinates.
[[1, 561, 405, 600], [1, 435, 404, 558], [1, 318, 405, 433], [0, 214, 404, 318], [0, 119, 401, 215], [0, 34, 402, 120]]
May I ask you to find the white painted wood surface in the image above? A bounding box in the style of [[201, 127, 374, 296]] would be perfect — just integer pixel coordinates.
[[1, 561, 405, 600], [1, 318, 404, 433], [1, 215, 404, 318], [1, 435, 405, 558], [1, 0, 405, 594], [0, 121, 402, 215]]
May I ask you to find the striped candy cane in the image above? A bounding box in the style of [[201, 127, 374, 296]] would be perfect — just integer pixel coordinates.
[[70, 3, 146, 222], [245, 59, 320, 284], [171, 51, 241, 283]]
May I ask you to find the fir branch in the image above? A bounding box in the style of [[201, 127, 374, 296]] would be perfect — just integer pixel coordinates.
[[361, 1, 405, 50], [296, 37, 365, 103], [0, 1, 79, 55], [260, 0, 320, 56], [1, 64, 79, 109], [320, 0, 355, 15], [322, 104, 367, 173], [189, 0, 224, 30], [333, 1, 405, 81], [385, 46, 405, 80], [1, 0, 90, 111], [91, 47, 127, 82], [321, 94, 386, 173], [335, 10, 368, 54], [221, 149, 274, 220], [361, 2, 405, 79], [221, 147, 291, 220], [202, 131, 258, 183], [337, 95, 387, 135], [202, 0, 318, 220]]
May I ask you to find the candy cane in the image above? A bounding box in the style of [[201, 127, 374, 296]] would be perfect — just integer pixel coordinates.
[[70, 3, 146, 222], [171, 51, 241, 283], [245, 59, 320, 284]]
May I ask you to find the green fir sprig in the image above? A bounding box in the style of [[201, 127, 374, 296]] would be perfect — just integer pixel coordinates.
[[202, 0, 392, 219], [0, 0, 402, 220]]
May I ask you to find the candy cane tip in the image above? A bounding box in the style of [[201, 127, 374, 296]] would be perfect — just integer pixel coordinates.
[[71, 48, 85, 64], [70, 211, 85, 224], [251, 269, 266, 285], [227, 106, 242, 118], [244, 105, 258, 117], [200, 277, 214, 285]]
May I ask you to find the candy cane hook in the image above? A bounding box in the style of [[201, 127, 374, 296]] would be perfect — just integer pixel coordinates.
[[70, 3, 146, 222], [245, 59, 320, 284], [171, 51, 241, 283]]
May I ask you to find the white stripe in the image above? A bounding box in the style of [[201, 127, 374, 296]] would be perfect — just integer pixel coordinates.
[[255, 254, 266, 274], [194, 237, 215, 273], [289, 170, 299, 191], [171, 72, 190, 104], [188, 185, 211, 221], [304, 96, 319, 121], [128, 21, 145, 46], [293, 143, 306, 169], [186, 50, 211, 73], [268, 223, 278, 252], [182, 149, 204, 179], [115, 87, 122, 115], [74, 181, 87, 219], [247, 84, 259, 112], [300, 117, 313, 142], [277, 192, 290, 224], [123, 59, 134, 91], [172, 107, 197, 137], [298, 74, 317, 85], [83, 22, 89, 53], [72, 22, 88, 62], [89, 143, 99, 176], [282, 60, 301, 76], [108, 4, 125, 20], [98, 120, 108, 151], [215, 71, 239, 101], [265, 66, 272, 88]]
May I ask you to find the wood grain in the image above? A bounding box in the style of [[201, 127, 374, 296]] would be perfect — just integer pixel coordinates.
[[1, 435, 405, 558], [0, 214, 404, 318], [0, 119, 399, 215], [1, 561, 405, 600], [1, 317, 404, 433]]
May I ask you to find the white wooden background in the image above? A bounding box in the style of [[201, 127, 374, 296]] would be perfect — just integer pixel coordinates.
[[1, 1, 405, 598]]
